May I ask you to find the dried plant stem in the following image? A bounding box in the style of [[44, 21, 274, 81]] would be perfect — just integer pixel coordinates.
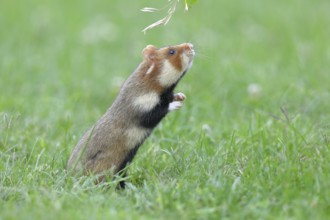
[[141, 0, 182, 34]]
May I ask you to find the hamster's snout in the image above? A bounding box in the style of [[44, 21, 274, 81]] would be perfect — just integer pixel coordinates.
[[185, 43, 195, 57]]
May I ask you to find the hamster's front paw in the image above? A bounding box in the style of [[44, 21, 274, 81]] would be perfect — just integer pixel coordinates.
[[173, 92, 186, 101]]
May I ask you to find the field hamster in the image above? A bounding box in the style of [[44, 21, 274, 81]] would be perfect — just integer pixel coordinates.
[[67, 43, 195, 187]]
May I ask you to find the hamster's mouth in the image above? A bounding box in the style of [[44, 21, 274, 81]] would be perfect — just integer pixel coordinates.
[[187, 50, 195, 67], [190, 49, 195, 56], [186, 48, 195, 61]]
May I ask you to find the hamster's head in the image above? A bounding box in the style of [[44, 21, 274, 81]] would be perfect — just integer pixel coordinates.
[[141, 43, 195, 91]]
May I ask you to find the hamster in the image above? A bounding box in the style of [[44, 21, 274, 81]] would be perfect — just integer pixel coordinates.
[[67, 43, 195, 187]]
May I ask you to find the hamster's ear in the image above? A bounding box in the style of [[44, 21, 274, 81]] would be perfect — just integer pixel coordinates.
[[142, 45, 157, 60]]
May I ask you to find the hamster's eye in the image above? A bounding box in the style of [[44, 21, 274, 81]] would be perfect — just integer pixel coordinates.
[[169, 49, 176, 55]]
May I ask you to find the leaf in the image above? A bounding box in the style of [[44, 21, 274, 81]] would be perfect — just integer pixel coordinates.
[[184, 0, 198, 11]]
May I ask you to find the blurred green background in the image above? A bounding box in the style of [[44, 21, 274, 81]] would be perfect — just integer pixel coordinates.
[[1, 0, 329, 219]]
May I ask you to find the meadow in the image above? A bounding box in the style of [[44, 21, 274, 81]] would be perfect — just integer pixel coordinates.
[[1, 0, 329, 219]]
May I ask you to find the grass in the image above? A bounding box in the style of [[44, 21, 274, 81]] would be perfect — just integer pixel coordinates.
[[1, 0, 329, 219]]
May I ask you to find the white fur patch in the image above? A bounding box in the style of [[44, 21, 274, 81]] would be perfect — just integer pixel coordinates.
[[181, 53, 190, 70], [125, 126, 150, 149], [158, 60, 182, 87], [133, 92, 159, 112], [146, 63, 155, 75]]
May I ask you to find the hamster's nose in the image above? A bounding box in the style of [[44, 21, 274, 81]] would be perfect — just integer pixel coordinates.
[[185, 43, 195, 56]]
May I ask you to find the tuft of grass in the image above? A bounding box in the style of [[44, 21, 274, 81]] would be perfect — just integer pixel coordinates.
[[1, 0, 329, 219]]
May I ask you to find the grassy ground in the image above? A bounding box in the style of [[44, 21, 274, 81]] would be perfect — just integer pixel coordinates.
[[1, 0, 329, 219]]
